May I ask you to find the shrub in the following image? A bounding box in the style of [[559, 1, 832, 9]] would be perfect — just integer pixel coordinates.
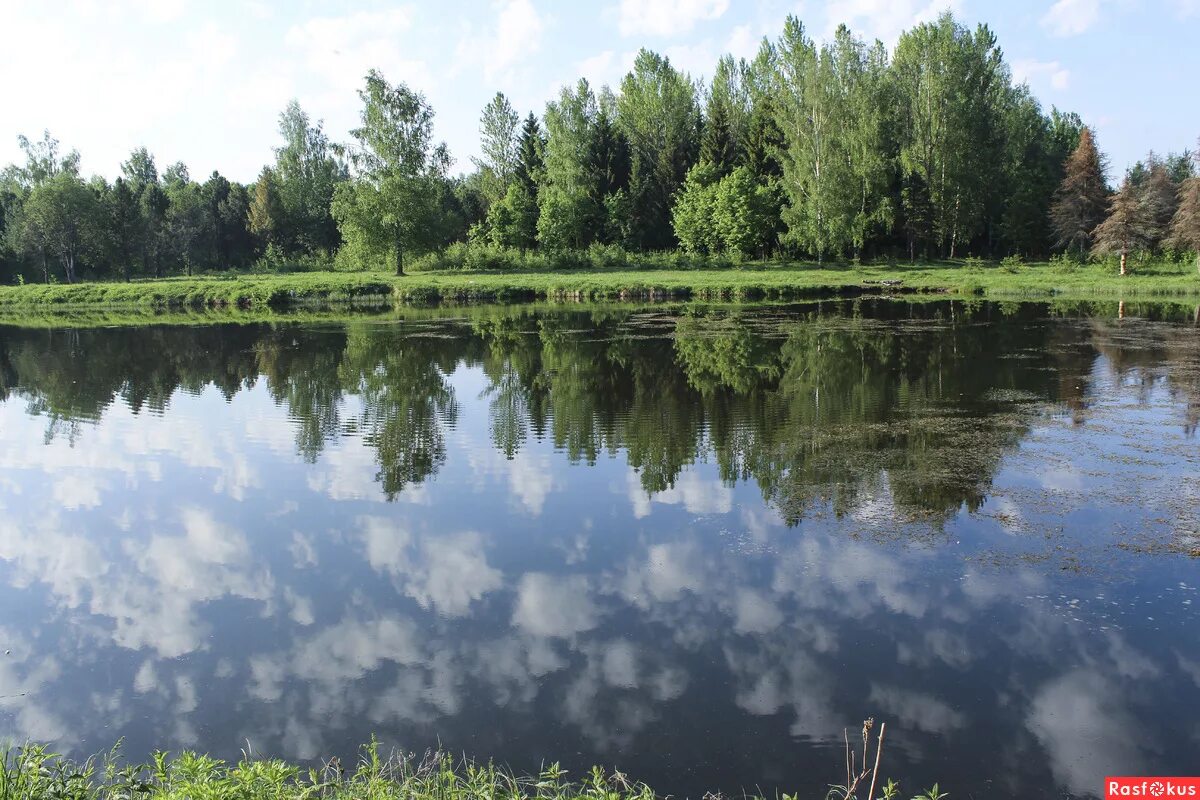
[[999, 254, 1024, 273]]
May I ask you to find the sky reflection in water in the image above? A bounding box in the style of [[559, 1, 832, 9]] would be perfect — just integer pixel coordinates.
[[0, 300, 1198, 800]]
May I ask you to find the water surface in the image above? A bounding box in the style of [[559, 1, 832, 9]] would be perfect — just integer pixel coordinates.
[[1, 299, 1198, 799]]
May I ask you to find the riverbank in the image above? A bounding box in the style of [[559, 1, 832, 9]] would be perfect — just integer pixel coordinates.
[[0, 742, 922, 800], [0, 260, 1197, 309]]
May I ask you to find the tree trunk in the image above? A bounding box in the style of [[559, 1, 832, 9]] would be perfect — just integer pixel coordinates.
[[1118, 300, 1126, 319], [395, 240, 405, 277], [1119, 250, 1127, 276], [41, 251, 49, 284]]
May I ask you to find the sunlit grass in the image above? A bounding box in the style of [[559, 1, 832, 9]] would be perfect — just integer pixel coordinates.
[[0, 730, 949, 800], [0, 256, 1197, 310]]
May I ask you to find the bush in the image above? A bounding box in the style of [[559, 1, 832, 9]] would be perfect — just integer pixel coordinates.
[[999, 254, 1024, 273], [1049, 252, 1080, 273]]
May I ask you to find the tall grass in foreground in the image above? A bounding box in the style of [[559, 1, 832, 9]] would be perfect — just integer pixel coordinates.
[[0, 728, 948, 800]]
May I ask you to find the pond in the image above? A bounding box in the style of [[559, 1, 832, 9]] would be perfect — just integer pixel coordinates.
[[0, 298, 1198, 799]]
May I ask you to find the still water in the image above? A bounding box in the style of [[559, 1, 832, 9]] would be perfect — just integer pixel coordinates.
[[0, 299, 1198, 799]]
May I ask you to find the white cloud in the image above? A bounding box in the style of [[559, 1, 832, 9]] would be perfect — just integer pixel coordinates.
[[825, 0, 963, 46], [357, 517, 502, 617], [1012, 58, 1071, 91], [868, 683, 966, 733], [285, 8, 431, 95], [512, 573, 600, 638], [1041, 0, 1103, 37], [573, 49, 638, 92], [1026, 670, 1149, 795], [627, 470, 733, 518], [453, 0, 546, 84], [489, 0, 545, 78], [617, 0, 729, 37]]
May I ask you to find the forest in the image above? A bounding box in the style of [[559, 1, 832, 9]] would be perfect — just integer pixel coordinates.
[[2, 11, 1199, 286]]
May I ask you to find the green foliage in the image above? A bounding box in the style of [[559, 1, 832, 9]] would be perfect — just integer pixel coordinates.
[[617, 50, 700, 250], [271, 101, 347, 256], [671, 161, 720, 254], [0, 11, 1182, 273], [332, 70, 451, 275], [538, 80, 604, 250], [892, 14, 1007, 257], [673, 164, 778, 258], [13, 171, 102, 283], [773, 20, 891, 262], [0, 743, 673, 800], [475, 92, 521, 204]]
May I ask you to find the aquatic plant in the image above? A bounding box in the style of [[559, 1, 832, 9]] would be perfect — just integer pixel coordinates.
[[0, 733, 945, 800]]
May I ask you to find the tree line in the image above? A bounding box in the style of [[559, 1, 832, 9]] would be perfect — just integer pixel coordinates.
[[2, 11, 1199, 285]]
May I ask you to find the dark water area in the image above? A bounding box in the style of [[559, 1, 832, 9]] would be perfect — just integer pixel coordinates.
[[0, 299, 1198, 799]]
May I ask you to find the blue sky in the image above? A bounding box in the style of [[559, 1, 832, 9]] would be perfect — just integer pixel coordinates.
[[1, 0, 1196, 185]]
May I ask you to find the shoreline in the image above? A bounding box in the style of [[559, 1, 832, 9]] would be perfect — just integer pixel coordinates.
[[0, 263, 1198, 312]]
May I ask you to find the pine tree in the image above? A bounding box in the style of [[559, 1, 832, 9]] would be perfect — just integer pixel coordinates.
[[1050, 126, 1108, 259], [1139, 157, 1178, 251], [700, 99, 737, 177], [514, 113, 545, 197], [1092, 176, 1152, 275], [700, 56, 747, 177], [249, 167, 284, 249], [1168, 174, 1200, 273]]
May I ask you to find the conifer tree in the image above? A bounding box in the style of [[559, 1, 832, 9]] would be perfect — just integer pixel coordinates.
[[1168, 157, 1200, 273], [1139, 157, 1179, 251], [514, 113, 545, 197], [1050, 126, 1108, 259], [1092, 176, 1152, 275]]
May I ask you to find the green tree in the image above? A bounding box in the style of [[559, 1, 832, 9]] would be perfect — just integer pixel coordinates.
[[712, 166, 775, 258], [105, 177, 142, 281], [701, 55, 750, 177], [772, 18, 849, 262], [589, 90, 632, 244], [121, 146, 158, 188], [893, 13, 1007, 257], [333, 70, 451, 275], [774, 22, 893, 262], [995, 88, 1058, 255], [273, 100, 347, 255], [488, 182, 538, 251], [16, 172, 101, 283], [617, 50, 701, 250], [538, 79, 603, 250], [12, 131, 80, 188], [165, 176, 206, 276], [139, 182, 169, 278], [248, 167, 285, 249], [475, 92, 521, 205], [515, 113, 545, 196], [671, 161, 720, 254]]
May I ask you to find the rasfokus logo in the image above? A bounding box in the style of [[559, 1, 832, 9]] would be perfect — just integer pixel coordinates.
[[1106, 778, 1200, 798]]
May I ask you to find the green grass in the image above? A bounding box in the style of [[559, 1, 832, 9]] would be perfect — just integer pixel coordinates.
[[0, 739, 939, 800], [1, 258, 1198, 311]]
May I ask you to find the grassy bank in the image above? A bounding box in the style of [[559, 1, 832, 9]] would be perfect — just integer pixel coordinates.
[[0, 259, 1198, 310], [0, 740, 934, 800]]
